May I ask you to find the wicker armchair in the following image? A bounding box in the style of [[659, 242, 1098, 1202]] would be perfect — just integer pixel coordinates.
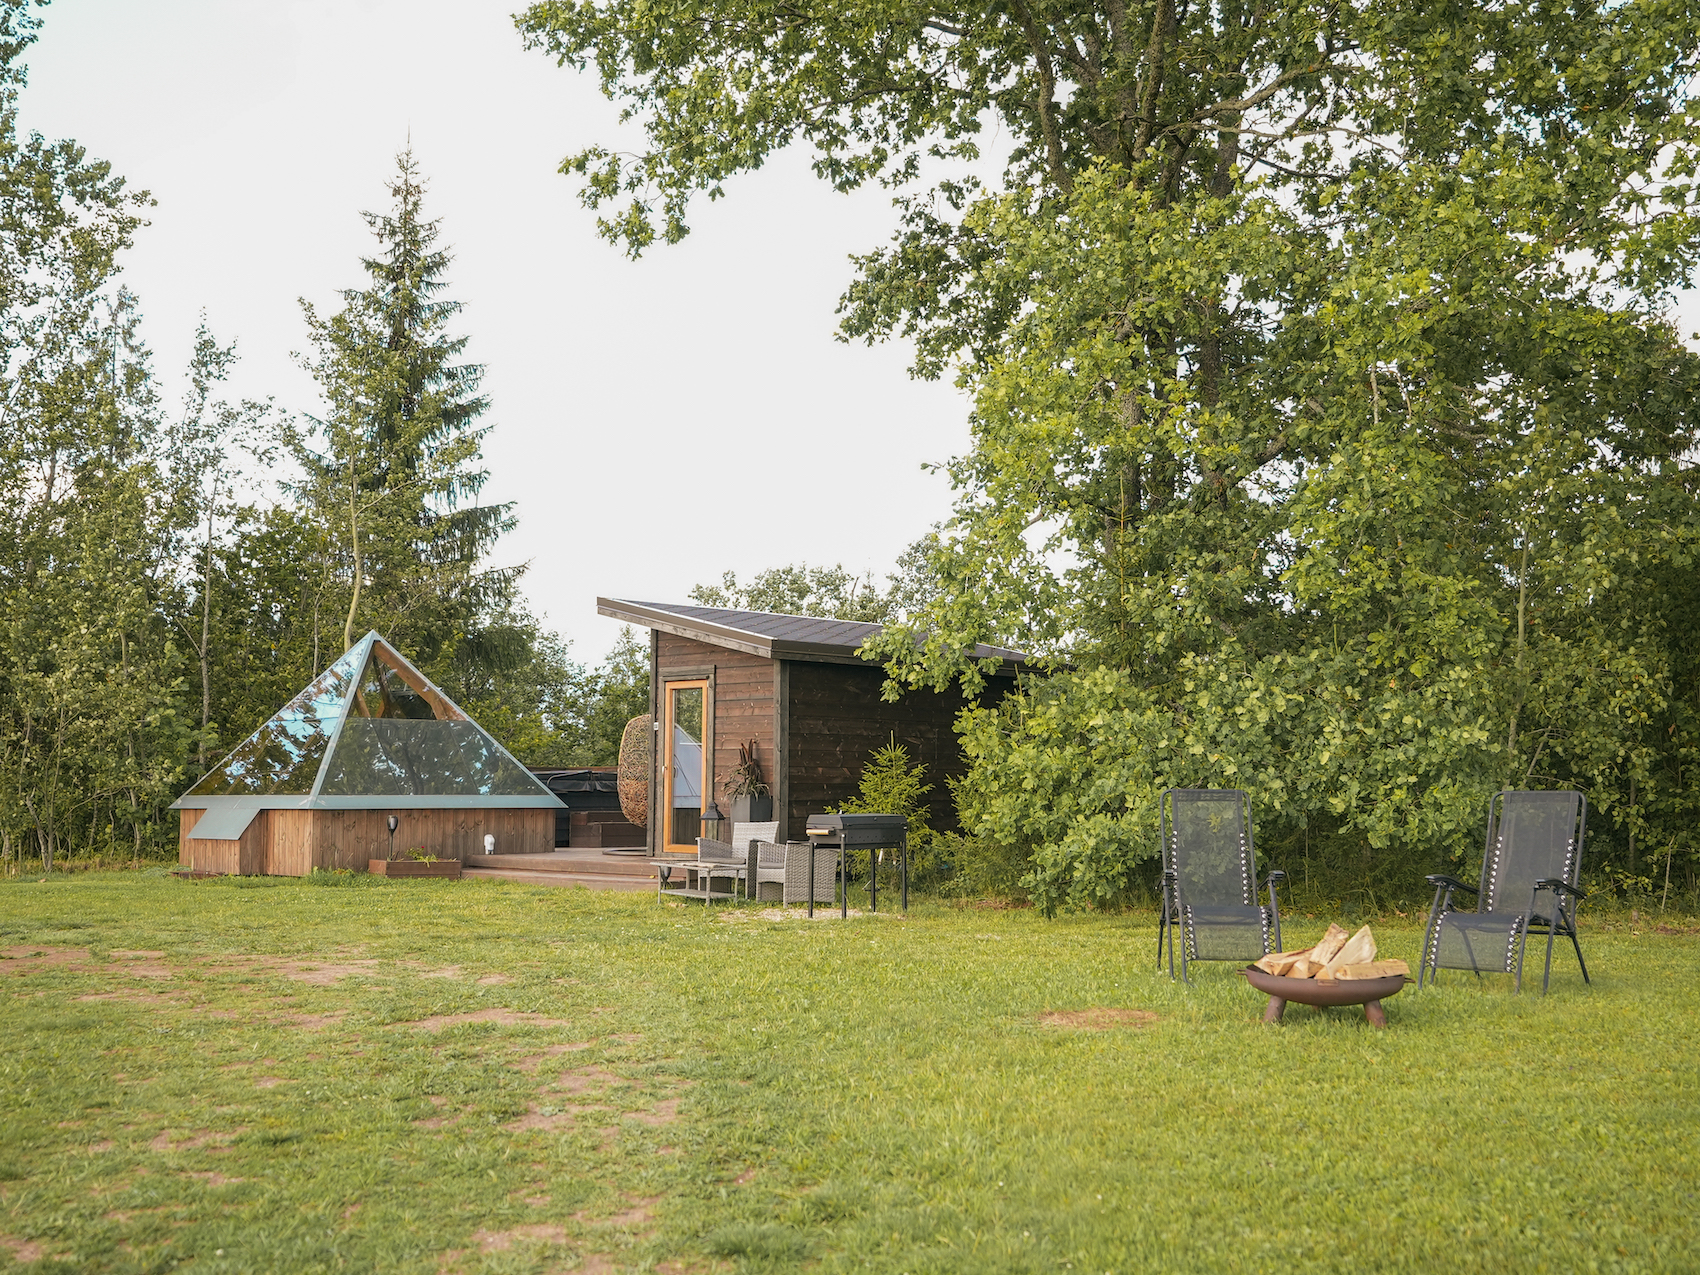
[[747, 840, 835, 906]]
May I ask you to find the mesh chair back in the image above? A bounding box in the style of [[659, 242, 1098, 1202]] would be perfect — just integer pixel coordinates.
[[1164, 789, 1255, 907], [1481, 791, 1583, 915]]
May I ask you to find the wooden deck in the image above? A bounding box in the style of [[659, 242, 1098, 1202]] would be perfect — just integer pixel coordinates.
[[463, 850, 672, 892]]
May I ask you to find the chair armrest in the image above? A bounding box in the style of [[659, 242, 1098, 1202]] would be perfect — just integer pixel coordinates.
[[1535, 878, 1586, 901], [1425, 874, 1477, 894], [1261, 869, 1287, 887]]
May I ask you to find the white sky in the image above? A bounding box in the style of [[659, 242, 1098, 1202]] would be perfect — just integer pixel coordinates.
[[17, 3, 1700, 666], [16, 0, 976, 664]]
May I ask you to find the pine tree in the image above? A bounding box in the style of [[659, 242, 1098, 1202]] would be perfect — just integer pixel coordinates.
[[290, 148, 516, 663]]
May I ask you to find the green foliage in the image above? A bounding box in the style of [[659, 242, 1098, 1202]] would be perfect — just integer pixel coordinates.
[[568, 626, 651, 765], [692, 562, 892, 622], [689, 536, 941, 624], [531, 0, 1700, 907], [833, 736, 948, 883], [287, 147, 517, 665], [0, 2, 182, 867]]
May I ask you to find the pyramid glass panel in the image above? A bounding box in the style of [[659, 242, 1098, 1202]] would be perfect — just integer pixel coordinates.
[[318, 720, 541, 796], [353, 649, 442, 720], [187, 645, 362, 796]]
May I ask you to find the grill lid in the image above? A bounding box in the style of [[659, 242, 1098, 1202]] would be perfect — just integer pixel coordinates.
[[804, 812, 908, 845]]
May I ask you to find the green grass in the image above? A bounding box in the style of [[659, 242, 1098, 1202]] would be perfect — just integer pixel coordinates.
[[0, 872, 1695, 1274]]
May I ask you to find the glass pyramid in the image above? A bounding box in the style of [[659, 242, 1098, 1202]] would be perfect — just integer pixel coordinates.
[[187, 632, 548, 801]]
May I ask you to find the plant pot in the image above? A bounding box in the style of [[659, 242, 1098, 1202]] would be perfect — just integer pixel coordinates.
[[729, 795, 773, 823], [369, 858, 462, 879]]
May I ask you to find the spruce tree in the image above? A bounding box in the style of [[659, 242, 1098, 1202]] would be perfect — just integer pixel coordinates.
[[291, 149, 516, 663]]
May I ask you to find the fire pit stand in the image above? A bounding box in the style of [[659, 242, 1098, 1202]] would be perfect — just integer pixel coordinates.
[[1240, 967, 1410, 1029]]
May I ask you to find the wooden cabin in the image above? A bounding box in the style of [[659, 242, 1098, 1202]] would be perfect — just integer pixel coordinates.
[[596, 599, 1024, 852], [171, 632, 561, 875]]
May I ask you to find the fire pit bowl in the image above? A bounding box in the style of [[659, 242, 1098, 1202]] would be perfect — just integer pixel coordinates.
[[1241, 966, 1410, 1029]]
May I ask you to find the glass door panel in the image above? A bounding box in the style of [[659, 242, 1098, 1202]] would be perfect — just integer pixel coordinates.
[[664, 682, 707, 851]]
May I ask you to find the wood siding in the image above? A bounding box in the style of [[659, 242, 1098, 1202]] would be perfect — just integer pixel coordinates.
[[179, 807, 265, 875], [655, 632, 777, 845], [782, 662, 1016, 842], [179, 806, 554, 876]]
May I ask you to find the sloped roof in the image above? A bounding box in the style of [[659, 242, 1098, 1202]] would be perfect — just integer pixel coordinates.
[[173, 631, 559, 816], [596, 598, 1027, 670]]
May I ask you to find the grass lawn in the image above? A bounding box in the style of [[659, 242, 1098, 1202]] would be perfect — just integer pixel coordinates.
[[0, 870, 1695, 1274]]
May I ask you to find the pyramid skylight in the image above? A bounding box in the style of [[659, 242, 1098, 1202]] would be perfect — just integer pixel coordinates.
[[187, 632, 549, 801]]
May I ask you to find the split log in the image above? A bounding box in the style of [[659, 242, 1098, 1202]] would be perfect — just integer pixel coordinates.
[[1317, 925, 1377, 980], [1309, 923, 1351, 968], [1334, 959, 1409, 980], [1253, 947, 1315, 976]]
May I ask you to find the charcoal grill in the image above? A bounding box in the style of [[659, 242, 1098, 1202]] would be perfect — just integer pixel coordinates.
[[803, 813, 909, 918]]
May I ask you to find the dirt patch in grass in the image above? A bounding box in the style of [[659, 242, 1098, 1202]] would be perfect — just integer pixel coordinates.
[[579, 1196, 659, 1228], [253, 1076, 290, 1089], [627, 1098, 681, 1126], [210, 953, 380, 984], [1655, 924, 1700, 936], [548, 1067, 627, 1095], [1038, 1007, 1159, 1030], [181, 1170, 244, 1185], [439, 1224, 572, 1267], [148, 1127, 244, 1153], [514, 1043, 596, 1071], [476, 973, 513, 985], [1, 945, 92, 970], [503, 1103, 611, 1132], [278, 1010, 347, 1029], [0, 1234, 43, 1262], [75, 990, 183, 1005], [473, 1223, 569, 1252], [109, 951, 174, 978], [731, 907, 867, 923], [394, 1008, 573, 1032]]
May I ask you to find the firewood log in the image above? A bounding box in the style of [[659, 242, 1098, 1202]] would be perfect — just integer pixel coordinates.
[[1253, 948, 1314, 976], [1317, 925, 1378, 979], [1334, 959, 1409, 980], [1308, 923, 1351, 968]]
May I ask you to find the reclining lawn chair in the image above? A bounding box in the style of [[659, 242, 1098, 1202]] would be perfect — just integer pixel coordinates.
[[1420, 790, 1589, 994], [1158, 788, 1285, 982]]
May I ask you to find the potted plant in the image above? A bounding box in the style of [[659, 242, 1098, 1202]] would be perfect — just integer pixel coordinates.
[[369, 848, 463, 879], [723, 739, 772, 823]]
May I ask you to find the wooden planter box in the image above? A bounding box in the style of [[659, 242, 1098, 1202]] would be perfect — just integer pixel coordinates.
[[368, 858, 462, 880]]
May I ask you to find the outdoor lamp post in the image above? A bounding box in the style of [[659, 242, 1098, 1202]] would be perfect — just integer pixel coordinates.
[[701, 801, 725, 843], [386, 814, 398, 860]]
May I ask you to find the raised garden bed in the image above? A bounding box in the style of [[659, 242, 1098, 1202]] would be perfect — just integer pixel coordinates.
[[368, 858, 462, 879]]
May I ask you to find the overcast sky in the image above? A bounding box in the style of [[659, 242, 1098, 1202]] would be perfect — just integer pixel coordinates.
[[16, 0, 980, 664], [18, 3, 1700, 667]]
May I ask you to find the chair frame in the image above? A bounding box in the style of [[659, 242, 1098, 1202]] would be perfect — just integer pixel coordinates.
[[1420, 790, 1590, 994], [1157, 787, 1285, 983]]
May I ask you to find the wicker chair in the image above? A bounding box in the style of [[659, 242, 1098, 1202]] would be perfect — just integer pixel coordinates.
[[746, 840, 836, 905]]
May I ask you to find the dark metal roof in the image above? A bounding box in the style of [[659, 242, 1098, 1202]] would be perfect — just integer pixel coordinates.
[[596, 598, 1027, 670]]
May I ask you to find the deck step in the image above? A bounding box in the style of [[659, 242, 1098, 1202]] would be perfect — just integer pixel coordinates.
[[465, 851, 661, 878]]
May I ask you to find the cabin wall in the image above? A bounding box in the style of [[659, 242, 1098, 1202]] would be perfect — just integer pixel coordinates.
[[179, 808, 265, 875], [782, 662, 1016, 842], [654, 632, 777, 850], [179, 806, 556, 876]]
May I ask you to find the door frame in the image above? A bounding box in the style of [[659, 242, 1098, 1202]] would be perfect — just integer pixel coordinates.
[[660, 675, 713, 853]]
